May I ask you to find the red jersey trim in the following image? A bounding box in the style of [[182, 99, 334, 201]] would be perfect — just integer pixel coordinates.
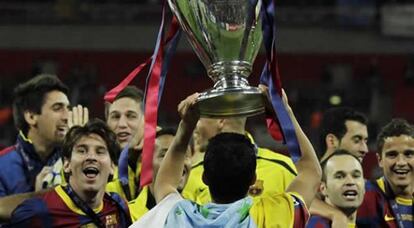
[[0, 146, 16, 156]]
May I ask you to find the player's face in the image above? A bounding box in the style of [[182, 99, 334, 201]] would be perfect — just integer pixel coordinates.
[[323, 155, 365, 211], [338, 120, 369, 161], [107, 97, 144, 149], [379, 135, 414, 192], [32, 90, 70, 146], [152, 134, 191, 191], [194, 118, 221, 152], [65, 134, 114, 194]]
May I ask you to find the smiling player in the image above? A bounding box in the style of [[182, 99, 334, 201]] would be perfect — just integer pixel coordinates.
[[9, 119, 131, 227], [357, 118, 414, 228]]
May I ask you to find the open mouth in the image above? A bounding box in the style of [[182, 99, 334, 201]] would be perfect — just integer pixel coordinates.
[[56, 126, 68, 135], [83, 167, 99, 178], [117, 132, 131, 141], [343, 190, 358, 200], [393, 169, 409, 177], [358, 153, 366, 160]]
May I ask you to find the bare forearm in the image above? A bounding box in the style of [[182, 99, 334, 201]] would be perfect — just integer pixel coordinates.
[[310, 198, 348, 226], [0, 190, 47, 222], [285, 106, 321, 206], [154, 120, 195, 202], [286, 108, 321, 177]]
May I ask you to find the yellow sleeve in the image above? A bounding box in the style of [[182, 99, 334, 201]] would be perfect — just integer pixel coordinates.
[[249, 192, 296, 228]]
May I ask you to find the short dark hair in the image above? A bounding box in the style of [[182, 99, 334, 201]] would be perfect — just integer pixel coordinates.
[[320, 149, 361, 183], [204, 133, 256, 203], [104, 86, 144, 118], [62, 119, 120, 164], [377, 118, 414, 156], [156, 127, 176, 138], [12, 74, 69, 134], [319, 107, 368, 157]]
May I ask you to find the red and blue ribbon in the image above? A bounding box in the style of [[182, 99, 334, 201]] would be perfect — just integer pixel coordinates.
[[104, 1, 180, 189], [259, 0, 301, 163], [140, 3, 180, 187]]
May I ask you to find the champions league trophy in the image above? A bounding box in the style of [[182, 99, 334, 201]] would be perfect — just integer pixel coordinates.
[[169, 0, 265, 117]]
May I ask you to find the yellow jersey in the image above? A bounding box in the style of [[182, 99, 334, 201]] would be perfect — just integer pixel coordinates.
[[128, 186, 156, 222], [106, 165, 139, 201], [250, 191, 309, 228]]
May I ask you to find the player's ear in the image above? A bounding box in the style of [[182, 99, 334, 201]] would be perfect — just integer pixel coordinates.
[[63, 158, 71, 173], [24, 110, 38, 127], [377, 152, 383, 168], [326, 134, 339, 150], [320, 182, 328, 198], [109, 161, 115, 176]]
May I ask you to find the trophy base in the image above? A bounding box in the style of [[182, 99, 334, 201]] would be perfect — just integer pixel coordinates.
[[197, 87, 265, 118]]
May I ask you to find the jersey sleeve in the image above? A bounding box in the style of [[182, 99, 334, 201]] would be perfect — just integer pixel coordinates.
[[307, 215, 331, 228], [250, 192, 309, 228], [289, 192, 310, 228], [10, 198, 52, 228]]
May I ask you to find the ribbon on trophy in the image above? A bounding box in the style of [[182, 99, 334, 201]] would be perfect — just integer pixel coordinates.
[[259, 0, 301, 163], [141, 4, 181, 187], [104, 0, 181, 189]]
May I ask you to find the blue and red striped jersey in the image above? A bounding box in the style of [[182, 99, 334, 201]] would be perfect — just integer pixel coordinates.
[[357, 178, 412, 228], [307, 215, 331, 228], [10, 185, 131, 228]]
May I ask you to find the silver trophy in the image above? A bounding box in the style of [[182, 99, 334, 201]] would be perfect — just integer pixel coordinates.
[[169, 0, 265, 117]]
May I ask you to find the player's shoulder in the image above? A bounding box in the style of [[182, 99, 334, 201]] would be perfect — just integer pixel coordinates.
[[0, 146, 18, 159], [256, 147, 297, 174]]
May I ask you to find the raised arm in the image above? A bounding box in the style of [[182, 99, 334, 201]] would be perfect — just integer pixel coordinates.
[[283, 91, 322, 206], [154, 93, 200, 203], [259, 86, 322, 207], [281, 90, 322, 206]]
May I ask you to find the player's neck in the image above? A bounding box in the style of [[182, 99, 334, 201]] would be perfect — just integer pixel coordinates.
[[27, 130, 54, 162], [327, 200, 357, 223], [221, 127, 245, 135], [80, 190, 104, 209], [347, 211, 357, 225], [69, 181, 104, 210], [390, 183, 412, 199]]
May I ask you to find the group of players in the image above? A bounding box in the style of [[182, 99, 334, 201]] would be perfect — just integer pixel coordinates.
[[0, 74, 412, 227]]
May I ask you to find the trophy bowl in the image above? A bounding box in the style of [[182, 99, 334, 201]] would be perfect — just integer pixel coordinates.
[[169, 0, 265, 118]]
